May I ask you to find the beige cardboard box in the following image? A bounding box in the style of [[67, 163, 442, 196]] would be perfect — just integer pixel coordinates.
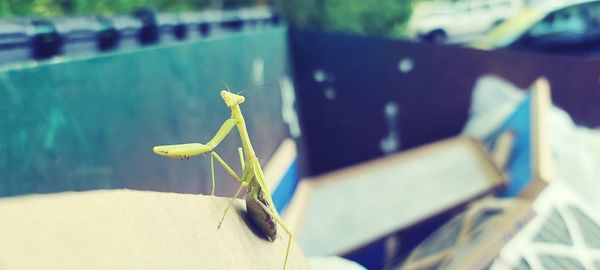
[[284, 136, 506, 259], [0, 190, 309, 270], [396, 77, 555, 270]]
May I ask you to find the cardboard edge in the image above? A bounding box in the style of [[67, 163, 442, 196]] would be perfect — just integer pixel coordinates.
[[308, 136, 506, 189], [0, 190, 311, 270], [467, 136, 509, 190], [491, 130, 516, 171], [520, 77, 554, 200]]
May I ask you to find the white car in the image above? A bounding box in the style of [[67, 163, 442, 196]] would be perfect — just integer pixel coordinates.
[[408, 0, 524, 43]]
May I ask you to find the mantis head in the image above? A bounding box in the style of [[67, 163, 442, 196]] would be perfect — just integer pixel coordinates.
[[220, 90, 245, 107]]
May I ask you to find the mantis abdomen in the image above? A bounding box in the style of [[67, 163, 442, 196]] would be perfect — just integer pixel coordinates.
[[246, 188, 278, 241]]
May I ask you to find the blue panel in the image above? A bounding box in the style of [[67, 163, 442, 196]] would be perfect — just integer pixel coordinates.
[[488, 93, 532, 197], [272, 158, 299, 213]]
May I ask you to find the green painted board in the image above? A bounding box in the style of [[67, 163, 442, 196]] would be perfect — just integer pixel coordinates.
[[0, 27, 291, 197]]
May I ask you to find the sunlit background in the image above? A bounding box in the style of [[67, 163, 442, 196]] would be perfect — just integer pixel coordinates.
[[2, 0, 600, 270]]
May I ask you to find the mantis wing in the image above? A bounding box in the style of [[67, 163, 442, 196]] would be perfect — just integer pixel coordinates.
[[153, 143, 213, 159]]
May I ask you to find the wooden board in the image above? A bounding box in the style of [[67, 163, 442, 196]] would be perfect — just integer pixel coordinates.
[[0, 190, 309, 270]]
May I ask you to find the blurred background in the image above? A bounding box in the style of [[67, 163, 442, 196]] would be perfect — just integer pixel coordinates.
[[2, 0, 600, 269], [1, 0, 600, 63]]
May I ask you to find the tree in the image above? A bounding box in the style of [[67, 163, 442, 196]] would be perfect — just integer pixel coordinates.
[[0, 0, 263, 17], [0, 0, 415, 38], [277, 0, 415, 38]]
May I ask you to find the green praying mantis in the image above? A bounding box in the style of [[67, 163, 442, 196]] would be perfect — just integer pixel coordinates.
[[153, 90, 292, 270]]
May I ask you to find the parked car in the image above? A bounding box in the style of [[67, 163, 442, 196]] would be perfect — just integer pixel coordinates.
[[408, 0, 524, 43], [473, 0, 600, 57]]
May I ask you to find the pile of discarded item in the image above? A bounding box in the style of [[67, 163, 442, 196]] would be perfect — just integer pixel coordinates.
[[285, 76, 600, 270]]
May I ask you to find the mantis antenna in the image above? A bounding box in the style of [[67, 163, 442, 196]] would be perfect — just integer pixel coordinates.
[[196, 56, 277, 96], [236, 82, 279, 95], [221, 80, 232, 92]]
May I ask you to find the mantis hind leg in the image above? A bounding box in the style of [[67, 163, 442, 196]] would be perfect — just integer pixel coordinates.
[[210, 153, 215, 195], [218, 161, 253, 229], [217, 181, 247, 229], [254, 195, 292, 270], [252, 162, 291, 270]]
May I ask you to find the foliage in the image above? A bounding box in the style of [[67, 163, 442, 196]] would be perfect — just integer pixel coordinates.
[[0, 0, 418, 37], [0, 0, 266, 17], [277, 0, 417, 38]]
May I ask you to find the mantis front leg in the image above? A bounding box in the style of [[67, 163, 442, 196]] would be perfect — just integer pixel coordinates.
[[154, 118, 239, 194], [153, 119, 237, 159], [206, 118, 238, 148]]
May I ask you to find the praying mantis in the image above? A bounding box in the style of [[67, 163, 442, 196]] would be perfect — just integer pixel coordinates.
[[152, 90, 292, 270]]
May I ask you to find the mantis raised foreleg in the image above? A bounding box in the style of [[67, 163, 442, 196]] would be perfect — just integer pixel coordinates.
[[153, 90, 292, 270]]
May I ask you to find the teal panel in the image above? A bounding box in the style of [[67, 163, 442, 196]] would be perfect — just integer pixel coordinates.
[[0, 27, 290, 197]]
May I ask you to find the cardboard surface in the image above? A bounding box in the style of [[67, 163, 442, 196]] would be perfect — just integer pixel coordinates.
[[0, 190, 309, 270], [285, 136, 506, 256]]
